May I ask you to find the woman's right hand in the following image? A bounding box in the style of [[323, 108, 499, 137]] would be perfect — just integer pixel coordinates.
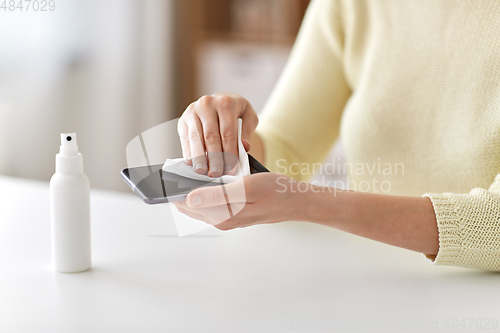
[[177, 93, 259, 178]]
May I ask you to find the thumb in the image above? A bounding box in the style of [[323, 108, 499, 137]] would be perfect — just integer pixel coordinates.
[[186, 178, 247, 208], [240, 112, 258, 152]]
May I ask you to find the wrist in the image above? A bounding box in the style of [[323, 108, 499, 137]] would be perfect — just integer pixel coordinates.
[[293, 182, 349, 226]]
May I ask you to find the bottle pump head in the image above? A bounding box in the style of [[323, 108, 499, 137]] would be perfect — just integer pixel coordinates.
[[56, 133, 83, 174], [60, 133, 79, 156]]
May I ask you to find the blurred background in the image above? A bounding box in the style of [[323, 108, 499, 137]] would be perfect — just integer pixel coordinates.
[[0, 0, 311, 192]]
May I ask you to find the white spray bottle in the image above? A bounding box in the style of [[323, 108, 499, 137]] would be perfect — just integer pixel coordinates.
[[50, 133, 91, 273]]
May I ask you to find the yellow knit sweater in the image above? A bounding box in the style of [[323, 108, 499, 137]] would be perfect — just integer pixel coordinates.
[[256, 0, 500, 270]]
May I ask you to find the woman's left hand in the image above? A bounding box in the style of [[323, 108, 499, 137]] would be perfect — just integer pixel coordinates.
[[174, 173, 304, 230], [174, 170, 441, 257]]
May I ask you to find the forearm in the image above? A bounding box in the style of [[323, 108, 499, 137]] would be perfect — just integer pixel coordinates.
[[297, 186, 439, 255]]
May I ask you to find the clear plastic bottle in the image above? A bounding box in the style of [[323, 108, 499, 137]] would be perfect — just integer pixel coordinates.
[[50, 133, 91, 273]]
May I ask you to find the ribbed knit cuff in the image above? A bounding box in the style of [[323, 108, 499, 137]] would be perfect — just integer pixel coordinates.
[[422, 193, 462, 266]]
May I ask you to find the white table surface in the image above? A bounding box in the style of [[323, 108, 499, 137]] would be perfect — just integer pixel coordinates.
[[1, 175, 499, 333]]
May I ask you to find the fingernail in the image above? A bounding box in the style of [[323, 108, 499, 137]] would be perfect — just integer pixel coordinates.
[[195, 163, 203, 170], [226, 165, 232, 172], [189, 196, 202, 207], [210, 166, 219, 173]]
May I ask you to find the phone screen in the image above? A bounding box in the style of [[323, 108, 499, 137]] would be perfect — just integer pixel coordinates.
[[121, 154, 268, 204]]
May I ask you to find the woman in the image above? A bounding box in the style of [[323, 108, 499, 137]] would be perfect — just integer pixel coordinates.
[[175, 0, 500, 271]]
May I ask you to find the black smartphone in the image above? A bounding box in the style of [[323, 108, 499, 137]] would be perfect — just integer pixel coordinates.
[[121, 154, 269, 204]]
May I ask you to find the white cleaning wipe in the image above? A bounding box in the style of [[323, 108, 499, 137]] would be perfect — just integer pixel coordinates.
[[162, 118, 250, 182]]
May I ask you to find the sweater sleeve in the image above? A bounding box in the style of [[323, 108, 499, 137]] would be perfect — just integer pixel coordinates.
[[255, 0, 351, 181], [423, 174, 500, 270]]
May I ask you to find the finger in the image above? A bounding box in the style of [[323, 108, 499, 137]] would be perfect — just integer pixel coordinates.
[[222, 152, 239, 176], [176, 200, 232, 226], [186, 184, 227, 208], [186, 178, 247, 208], [177, 120, 192, 166], [216, 97, 239, 174], [183, 204, 233, 226], [212, 215, 255, 231], [175, 203, 211, 223], [197, 112, 224, 178], [182, 200, 265, 230], [241, 107, 258, 152], [185, 114, 208, 175]]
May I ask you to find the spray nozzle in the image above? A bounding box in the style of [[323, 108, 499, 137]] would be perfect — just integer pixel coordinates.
[[60, 133, 79, 156]]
